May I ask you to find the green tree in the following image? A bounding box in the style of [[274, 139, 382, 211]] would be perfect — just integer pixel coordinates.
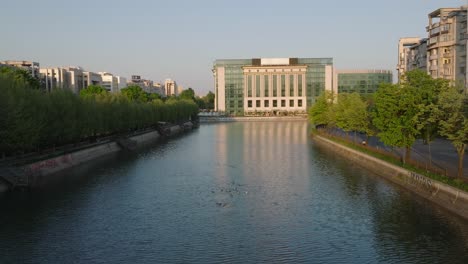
[[372, 82, 420, 163], [335, 93, 369, 142], [0, 67, 41, 89], [308, 91, 336, 129], [179, 87, 195, 101], [204, 91, 215, 109], [408, 70, 450, 165], [121, 85, 149, 102], [79, 85, 108, 97], [434, 84, 468, 178]]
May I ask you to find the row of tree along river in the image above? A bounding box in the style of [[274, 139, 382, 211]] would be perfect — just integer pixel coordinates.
[[309, 69, 468, 179], [0, 67, 199, 158]]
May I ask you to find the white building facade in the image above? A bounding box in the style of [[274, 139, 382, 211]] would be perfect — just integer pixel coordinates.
[[164, 79, 178, 96]]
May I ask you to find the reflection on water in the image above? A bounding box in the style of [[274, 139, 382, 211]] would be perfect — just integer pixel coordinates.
[[1, 121, 468, 263]]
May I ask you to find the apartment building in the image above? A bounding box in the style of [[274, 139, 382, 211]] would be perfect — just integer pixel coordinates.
[[397, 37, 422, 80], [1, 60, 40, 78], [99, 72, 119, 92], [213, 58, 333, 116], [117, 76, 127, 90], [427, 7, 467, 85], [129, 75, 155, 93], [40, 67, 71, 92], [398, 7, 468, 88], [164, 79, 178, 96], [83, 71, 102, 88]]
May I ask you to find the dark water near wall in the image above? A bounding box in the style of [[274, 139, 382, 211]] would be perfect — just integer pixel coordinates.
[[1, 121, 468, 263]]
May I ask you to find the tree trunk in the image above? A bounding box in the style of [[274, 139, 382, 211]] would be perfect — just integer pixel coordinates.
[[428, 140, 432, 167], [457, 145, 465, 178], [404, 146, 411, 164]]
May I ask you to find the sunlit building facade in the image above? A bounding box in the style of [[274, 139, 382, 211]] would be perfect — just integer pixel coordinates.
[[213, 58, 333, 116]]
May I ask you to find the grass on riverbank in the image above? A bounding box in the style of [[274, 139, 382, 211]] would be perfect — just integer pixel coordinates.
[[312, 130, 468, 193]]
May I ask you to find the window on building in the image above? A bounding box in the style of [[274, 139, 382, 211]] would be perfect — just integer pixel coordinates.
[[289, 75, 294, 97], [248, 100, 252, 108], [281, 100, 286, 107], [264, 100, 269, 107], [281, 75, 286, 97], [264, 75, 269, 97], [256, 100, 261, 107], [298, 75, 303, 96], [238, 100, 243, 107], [247, 76, 252, 97], [273, 75, 278, 97], [298, 100, 302, 107], [290, 100, 294, 107], [461, 67, 466, 74], [256, 75, 261, 97], [273, 100, 277, 107]]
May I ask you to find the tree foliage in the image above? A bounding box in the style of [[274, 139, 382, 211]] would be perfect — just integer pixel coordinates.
[[179, 88, 195, 100], [0, 73, 198, 157], [79, 84, 108, 98], [308, 91, 336, 128], [372, 81, 421, 163], [434, 84, 468, 178], [121, 85, 149, 102], [335, 93, 369, 139]]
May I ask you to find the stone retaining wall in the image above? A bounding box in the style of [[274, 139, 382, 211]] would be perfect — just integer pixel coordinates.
[[1, 123, 192, 192]]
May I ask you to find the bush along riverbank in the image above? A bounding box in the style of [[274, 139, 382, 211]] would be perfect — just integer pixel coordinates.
[[311, 131, 468, 220]]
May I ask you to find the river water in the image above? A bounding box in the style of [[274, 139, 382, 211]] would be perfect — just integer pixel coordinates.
[[1, 121, 468, 263]]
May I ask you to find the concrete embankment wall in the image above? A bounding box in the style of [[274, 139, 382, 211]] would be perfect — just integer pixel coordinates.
[[313, 135, 468, 220], [1, 123, 193, 192]]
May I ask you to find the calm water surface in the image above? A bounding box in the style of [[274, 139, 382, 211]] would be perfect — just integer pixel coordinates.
[[1, 121, 468, 263]]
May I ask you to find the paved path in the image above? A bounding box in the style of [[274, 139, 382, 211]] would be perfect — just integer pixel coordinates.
[[328, 130, 467, 178]]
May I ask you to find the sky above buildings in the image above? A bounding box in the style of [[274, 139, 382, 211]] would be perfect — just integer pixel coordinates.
[[1, 0, 466, 95]]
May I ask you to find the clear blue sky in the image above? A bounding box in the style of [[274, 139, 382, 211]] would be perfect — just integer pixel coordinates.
[[1, 0, 465, 95]]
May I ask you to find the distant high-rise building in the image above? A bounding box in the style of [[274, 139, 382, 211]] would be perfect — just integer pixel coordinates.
[[165, 79, 178, 96]]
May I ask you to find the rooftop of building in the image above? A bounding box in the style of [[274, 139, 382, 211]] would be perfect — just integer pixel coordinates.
[[429, 7, 466, 18]]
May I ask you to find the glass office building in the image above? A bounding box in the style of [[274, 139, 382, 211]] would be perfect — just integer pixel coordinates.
[[213, 58, 333, 116], [336, 70, 393, 95]]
